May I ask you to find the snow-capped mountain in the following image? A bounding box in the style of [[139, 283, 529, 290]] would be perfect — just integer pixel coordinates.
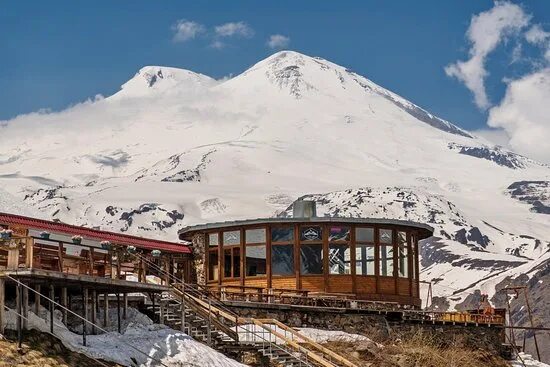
[[1, 51, 549, 316]]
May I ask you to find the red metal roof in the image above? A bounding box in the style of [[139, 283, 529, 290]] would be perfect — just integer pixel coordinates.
[[0, 212, 190, 254]]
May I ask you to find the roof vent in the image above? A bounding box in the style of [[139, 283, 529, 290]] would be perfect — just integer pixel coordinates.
[[293, 199, 317, 218]]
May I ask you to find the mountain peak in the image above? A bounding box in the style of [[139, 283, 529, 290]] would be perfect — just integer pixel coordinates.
[[112, 66, 216, 99]]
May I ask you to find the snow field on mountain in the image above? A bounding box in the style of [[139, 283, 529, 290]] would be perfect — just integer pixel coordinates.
[[0, 51, 549, 309]]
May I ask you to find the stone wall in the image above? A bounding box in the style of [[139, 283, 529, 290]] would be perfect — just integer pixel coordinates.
[[227, 303, 507, 357], [191, 233, 206, 286]]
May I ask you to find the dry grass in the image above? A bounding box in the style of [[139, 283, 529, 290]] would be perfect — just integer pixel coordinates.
[[322, 330, 510, 367], [0, 333, 118, 367]]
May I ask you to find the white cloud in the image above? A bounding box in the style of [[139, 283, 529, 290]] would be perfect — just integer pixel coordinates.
[[525, 24, 550, 62], [214, 22, 254, 38], [171, 20, 205, 43], [525, 24, 550, 44], [487, 68, 550, 163], [266, 34, 290, 49], [445, 2, 530, 109], [472, 128, 511, 148], [209, 40, 225, 50]]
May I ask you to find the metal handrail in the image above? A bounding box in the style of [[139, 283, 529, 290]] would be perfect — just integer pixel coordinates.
[[130, 251, 319, 366], [6, 274, 172, 367]]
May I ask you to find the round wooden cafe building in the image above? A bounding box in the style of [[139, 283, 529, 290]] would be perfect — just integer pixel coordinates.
[[179, 201, 433, 308]]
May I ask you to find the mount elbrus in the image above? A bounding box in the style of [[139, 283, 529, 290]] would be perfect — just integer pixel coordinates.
[[1, 51, 549, 316]]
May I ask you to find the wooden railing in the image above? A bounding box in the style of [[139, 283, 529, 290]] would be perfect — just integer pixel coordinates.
[[208, 283, 401, 310], [0, 235, 159, 285]]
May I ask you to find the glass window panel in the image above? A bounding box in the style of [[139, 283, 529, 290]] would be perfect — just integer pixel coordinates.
[[329, 243, 351, 274], [300, 244, 323, 274], [245, 228, 266, 244], [208, 251, 218, 281], [300, 226, 322, 242], [223, 231, 240, 246], [271, 227, 294, 243], [379, 229, 393, 244], [379, 245, 394, 276], [224, 249, 232, 278], [355, 227, 374, 243], [234, 247, 241, 278], [329, 227, 350, 242], [355, 244, 375, 275], [246, 245, 266, 277], [398, 244, 408, 278], [209, 233, 219, 247], [411, 234, 416, 279], [398, 231, 407, 245], [272, 245, 294, 276]]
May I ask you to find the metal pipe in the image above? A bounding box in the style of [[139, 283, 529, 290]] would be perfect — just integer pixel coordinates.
[[16, 283, 22, 348], [83, 288, 88, 346], [49, 284, 54, 334]]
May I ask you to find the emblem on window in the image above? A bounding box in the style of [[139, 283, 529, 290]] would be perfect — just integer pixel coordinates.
[[380, 231, 392, 242], [226, 233, 238, 242], [302, 228, 320, 241]]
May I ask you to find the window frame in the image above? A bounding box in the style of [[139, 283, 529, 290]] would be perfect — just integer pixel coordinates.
[[378, 227, 395, 277], [271, 225, 295, 277], [328, 226, 351, 275], [244, 225, 267, 278], [298, 225, 324, 277], [354, 226, 376, 277]]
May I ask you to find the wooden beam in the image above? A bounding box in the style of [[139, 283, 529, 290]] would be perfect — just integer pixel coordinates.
[[351, 224, 357, 295], [0, 278, 5, 335], [22, 285, 29, 330], [16, 283, 22, 348], [61, 287, 68, 325], [103, 293, 109, 327], [117, 293, 121, 333], [58, 241, 64, 272], [49, 284, 54, 334], [83, 288, 88, 346], [266, 225, 272, 289], [88, 247, 94, 276], [116, 249, 121, 280], [7, 241, 19, 270], [123, 293, 128, 320], [91, 290, 97, 335], [34, 285, 41, 315], [25, 237, 34, 268]]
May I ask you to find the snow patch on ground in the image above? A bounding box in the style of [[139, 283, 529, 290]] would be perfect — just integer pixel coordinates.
[[3, 308, 247, 367], [510, 353, 550, 367]]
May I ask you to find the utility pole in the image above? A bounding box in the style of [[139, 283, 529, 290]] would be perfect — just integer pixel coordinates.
[[501, 286, 541, 362]]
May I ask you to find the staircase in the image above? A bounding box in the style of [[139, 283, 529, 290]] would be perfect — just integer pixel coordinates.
[[144, 283, 358, 367]]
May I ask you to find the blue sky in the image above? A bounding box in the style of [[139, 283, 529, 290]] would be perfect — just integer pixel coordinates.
[[1, 1, 549, 134]]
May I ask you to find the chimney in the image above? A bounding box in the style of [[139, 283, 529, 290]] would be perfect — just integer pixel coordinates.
[[293, 199, 317, 218]]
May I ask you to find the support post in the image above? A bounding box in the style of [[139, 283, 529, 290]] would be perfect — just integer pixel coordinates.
[[117, 293, 121, 333], [34, 285, 41, 315], [49, 284, 54, 334], [180, 282, 185, 332], [123, 293, 128, 320], [151, 294, 156, 323], [0, 278, 4, 335], [22, 284, 29, 330], [207, 298, 212, 346], [25, 237, 34, 268], [91, 290, 97, 335], [61, 287, 68, 325], [16, 282, 22, 348], [83, 288, 88, 346], [159, 299, 164, 325], [103, 293, 109, 327]]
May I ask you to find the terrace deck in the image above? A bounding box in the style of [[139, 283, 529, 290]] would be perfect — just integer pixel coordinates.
[[0, 268, 169, 294]]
